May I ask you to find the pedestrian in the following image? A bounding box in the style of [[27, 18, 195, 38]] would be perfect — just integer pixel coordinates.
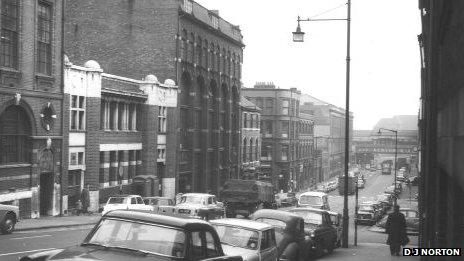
[[80, 184, 90, 215], [75, 199, 82, 216], [385, 204, 409, 256]]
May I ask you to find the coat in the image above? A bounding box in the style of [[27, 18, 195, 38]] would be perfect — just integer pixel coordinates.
[[80, 188, 90, 208], [385, 211, 408, 246]]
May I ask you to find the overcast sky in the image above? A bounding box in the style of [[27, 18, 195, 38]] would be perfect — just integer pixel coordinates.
[[197, 0, 421, 130]]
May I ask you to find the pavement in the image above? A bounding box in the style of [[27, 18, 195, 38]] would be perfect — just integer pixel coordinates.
[[16, 213, 101, 231], [324, 243, 419, 260]]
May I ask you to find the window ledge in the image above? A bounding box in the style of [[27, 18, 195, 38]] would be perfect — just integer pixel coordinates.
[[0, 67, 20, 74], [0, 163, 32, 169], [35, 74, 54, 81], [70, 130, 86, 133]]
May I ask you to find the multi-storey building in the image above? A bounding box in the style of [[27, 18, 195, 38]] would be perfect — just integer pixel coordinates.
[[0, 0, 64, 218], [63, 59, 178, 213], [243, 83, 303, 192], [301, 95, 354, 181], [240, 97, 261, 180], [64, 0, 244, 195], [298, 112, 315, 190], [418, 0, 464, 252]]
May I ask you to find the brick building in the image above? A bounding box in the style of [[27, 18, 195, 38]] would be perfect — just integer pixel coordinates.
[[64, 0, 244, 195], [298, 112, 315, 190], [418, 0, 464, 253], [0, 0, 64, 218], [243, 83, 313, 192], [240, 97, 261, 180], [62, 59, 178, 213]]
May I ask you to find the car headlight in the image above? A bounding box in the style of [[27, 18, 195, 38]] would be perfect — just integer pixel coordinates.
[[310, 230, 315, 238]]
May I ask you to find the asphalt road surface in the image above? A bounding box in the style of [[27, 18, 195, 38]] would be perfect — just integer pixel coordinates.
[[0, 225, 93, 261]]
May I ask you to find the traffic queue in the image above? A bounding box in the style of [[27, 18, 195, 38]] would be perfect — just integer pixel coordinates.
[[19, 179, 343, 261]]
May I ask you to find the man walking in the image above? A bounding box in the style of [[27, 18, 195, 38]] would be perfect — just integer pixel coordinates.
[[385, 205, 408, 256], [80, 184, 90, 215]]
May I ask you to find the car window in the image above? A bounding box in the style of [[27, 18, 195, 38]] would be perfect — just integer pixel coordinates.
[[299, 195, 322, 205], [136, 197, 143, 204], [208, 197, 213, 205], [260, 230, 270, 250], [143, 199, 150, 205], [205, 231, 220, 257], [213, 224, 259, 250], [291, 211, 323, 225], [108, 197, 126, 204], [402, 211, 418, 218], [191, 231, 204, 260], [131, 198, 136, 204]]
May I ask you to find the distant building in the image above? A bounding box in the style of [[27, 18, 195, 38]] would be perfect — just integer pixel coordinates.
[[243, 83, 313, 192], [418, 0, 464, 251], [240, 97, 261, 180], [63, 59, 178, 213], [0, 0, 65, 218], [65, 0, 244, 195], [300, 94, 354, 181]]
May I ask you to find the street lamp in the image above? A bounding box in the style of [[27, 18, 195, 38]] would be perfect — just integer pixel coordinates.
[[293, 0, 351, 248], [378, 127, 398, 205]]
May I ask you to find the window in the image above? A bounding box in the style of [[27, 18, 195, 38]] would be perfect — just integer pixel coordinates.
[[70, 152, 84, 165], [68, 170, 81, 187], [157, 148, 166, 161], [158, 106, 167, 132], [181, 30, 187, 61], [196, 37, 202, 66], [183, 0, 193, 14], [211, 14, 219, 29], [281, 99, 289, 115], [189, 33, 195, 63], [260, 229, 276, 250], [0, 105, 31, 164], [203, 40, 208, 67], [210, 43, 215, 71], [281, 121, 289, 138], [281, 145, 288, 161], [264, 121, 273, 136], [37, 1, 52, 75], [265, 98, 274, 114], [1, 0, 19, 69], [70, 95, 85, 130]]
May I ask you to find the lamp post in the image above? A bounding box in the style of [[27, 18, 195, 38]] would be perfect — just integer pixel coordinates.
[[293, 0, 351, 248], [378, 127, 398, 205]]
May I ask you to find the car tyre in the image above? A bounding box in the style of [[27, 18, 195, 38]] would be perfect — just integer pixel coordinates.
[[326, 240, 335, 254], [1, 214, 16, 234]]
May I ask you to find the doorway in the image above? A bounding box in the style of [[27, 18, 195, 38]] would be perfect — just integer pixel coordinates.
[[39, 172, 54, 216]]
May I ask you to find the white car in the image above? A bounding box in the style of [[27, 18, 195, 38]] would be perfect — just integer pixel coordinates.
[[0, 204, 19, 234], [102, 195, 152, 215]]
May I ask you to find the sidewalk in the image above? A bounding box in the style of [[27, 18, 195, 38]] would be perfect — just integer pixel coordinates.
[[324, 243, 419, 261], [16, 213, 101, 231]]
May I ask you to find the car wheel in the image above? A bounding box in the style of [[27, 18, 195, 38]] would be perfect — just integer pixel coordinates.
[[1, 214, 16, 234], [327, 240, 335, 254]]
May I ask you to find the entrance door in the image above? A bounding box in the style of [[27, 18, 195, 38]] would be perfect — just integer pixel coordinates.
[[40, 172, 54, 216]]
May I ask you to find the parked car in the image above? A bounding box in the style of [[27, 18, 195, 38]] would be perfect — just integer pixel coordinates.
[[282, 192, 298, 207], [288, 207, 338, 255], [20, 210, 243, 261], [405, 176, 419, 186], [211, 218, 278, 261], [377, 208, 419, 234], [355, 202, 382, 225], [220, 180, 275, 218], [143, 196, 175, 214], [327, 211, 343, 247], [102, 195, 152, 216], [376, 194, 393, 211], [297, 191, 330, 210], [0, 203, 19, 234], [251, 209, 314, 261], [174, 193, 225, 220]]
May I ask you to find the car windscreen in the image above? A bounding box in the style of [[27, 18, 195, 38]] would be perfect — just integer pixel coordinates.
[[86, 218, 186, 257], [108, 197, 126, 204], [401, 211, 418, 218], [158, 198, 173, 206], [290, 211, 323, 225], [299, 195, 323, 205], [359, 205, 374, 212], [213, 224, 259, 250], [254, 218, 285, 244], [180, 195, 204, 204]]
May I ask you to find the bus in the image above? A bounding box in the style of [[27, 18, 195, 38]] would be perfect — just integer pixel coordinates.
[[381, 161, 392, 175], [338, 175, 356, 195]]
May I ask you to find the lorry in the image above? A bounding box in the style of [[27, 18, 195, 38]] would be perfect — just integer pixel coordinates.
[[219, 179, 275, 218], [381, 160, 392, 175], [338, 175, 356, 195]]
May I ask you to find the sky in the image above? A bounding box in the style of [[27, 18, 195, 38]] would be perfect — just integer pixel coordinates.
[[196, 0, 422, 130]]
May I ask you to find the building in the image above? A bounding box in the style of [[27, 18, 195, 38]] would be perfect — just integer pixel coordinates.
[[63, 59, 178, 213], [64, 0, 244, 195], [0, 0, 64, 218], [298, 112, 315, 189], [300, 94, 354, 181], [240, 97, 261, 180], [243, 83, 304, 192], [418, 0, 464, 253]]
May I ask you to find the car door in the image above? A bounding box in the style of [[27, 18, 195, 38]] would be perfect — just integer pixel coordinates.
[[259, 229, 278, 261]]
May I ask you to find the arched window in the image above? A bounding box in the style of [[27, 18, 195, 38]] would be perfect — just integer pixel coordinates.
[[237, 55, 241, 79], [203, 39, 208, 68], [216, 46, 221, 73], [210, 43, 215, 71], [242, 138, 247, 162], [232, 53, 236, 78], [255, 138, 260, 160], [227, 51, 231, 75], [196, 36, 202, 66], [181, 29, 187, 61], [0, 105, 31, 164], [249, 139, 253, 161], [189, 33, 195, 63], [222, 48, 226, 73]]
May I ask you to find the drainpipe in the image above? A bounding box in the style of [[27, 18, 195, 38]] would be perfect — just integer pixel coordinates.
[[59, 0, 66, 216]]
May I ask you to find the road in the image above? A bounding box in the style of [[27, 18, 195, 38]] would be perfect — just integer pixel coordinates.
[[0, 169, 417, 260], [0, 225, 93, 261]]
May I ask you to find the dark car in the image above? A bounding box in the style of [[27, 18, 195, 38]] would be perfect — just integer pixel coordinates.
[[20, 210, 243, 261], [376, 194, 393, 212], [327, 211, 343, 248], [251, 209, 314, 261], [355, 202, 382, 226], [377, 208, 419, 235], [288, 208, 338, 256]]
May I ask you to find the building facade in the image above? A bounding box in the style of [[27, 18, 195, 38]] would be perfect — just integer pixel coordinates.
[[298, 112, 315, 190], [63, 59, 178, 213], [0, 0, 64, 218], [240, 97, 261, 180], [418, 0, 464, 254], [243, 83, 304, 192], [300, 95, 354, 181], [64, 0, 244, 195]]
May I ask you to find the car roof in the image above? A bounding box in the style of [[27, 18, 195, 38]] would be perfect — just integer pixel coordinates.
[[289, 207, 328, 214], [143, 196, 172, 200], [181, 193, 215, 197], [210, 218, 273, 231], [252, 209, 302, 223], [299, 191, 327, 197], [326, 210, 341, 216], [109, 194, 140, 198], [104, 210, 213, 230]]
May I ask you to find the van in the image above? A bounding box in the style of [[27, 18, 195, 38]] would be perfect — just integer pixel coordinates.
[[297, 191, 330, 210]]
